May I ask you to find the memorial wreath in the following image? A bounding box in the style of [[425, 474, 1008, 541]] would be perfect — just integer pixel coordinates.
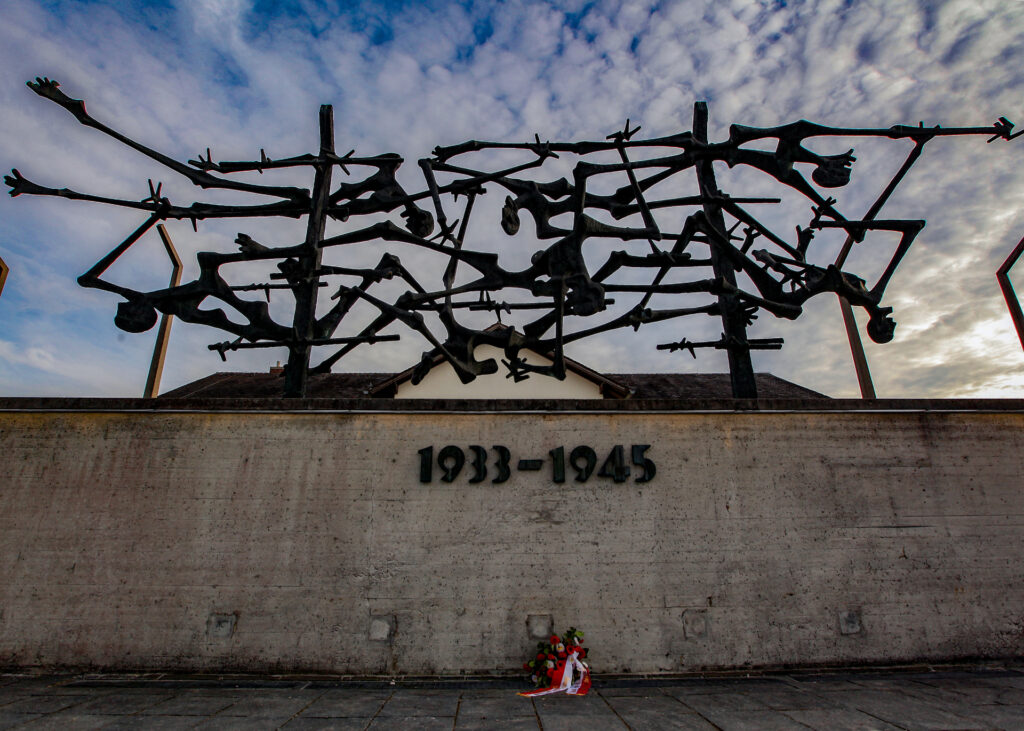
[[518, 627, 591, 697]]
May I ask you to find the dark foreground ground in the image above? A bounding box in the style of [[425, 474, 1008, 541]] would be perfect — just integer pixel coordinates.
[[2, 665, 1024, 730]]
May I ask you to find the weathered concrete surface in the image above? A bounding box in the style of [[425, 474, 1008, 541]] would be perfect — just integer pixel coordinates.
[[0, 407, 1022, 674], [4, 667, 1024, 730]]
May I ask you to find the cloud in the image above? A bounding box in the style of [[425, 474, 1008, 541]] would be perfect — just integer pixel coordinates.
[[0, 0, 1021, 398]]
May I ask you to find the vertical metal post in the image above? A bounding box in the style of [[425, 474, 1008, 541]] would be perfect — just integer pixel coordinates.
[[284, 105, 335, 398], [692, 102, 758, 398], [143, 225, 182, 398], [839, 296, 876, 398], [0, 254, 8, 298], [997, 236, 1024, 350], [829, 144, 925, 400]]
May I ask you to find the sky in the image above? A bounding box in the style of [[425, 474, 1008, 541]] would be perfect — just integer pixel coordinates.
[[0, 0, 1022, 399]]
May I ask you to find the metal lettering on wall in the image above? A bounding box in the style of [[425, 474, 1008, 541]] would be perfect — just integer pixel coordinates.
[[418, 444, 654, 484]]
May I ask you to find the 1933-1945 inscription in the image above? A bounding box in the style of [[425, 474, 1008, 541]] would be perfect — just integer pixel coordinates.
[[417, 445, 655, 484]]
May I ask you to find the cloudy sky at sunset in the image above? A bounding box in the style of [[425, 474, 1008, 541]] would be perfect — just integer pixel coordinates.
[[0, 0, 1021, 398]]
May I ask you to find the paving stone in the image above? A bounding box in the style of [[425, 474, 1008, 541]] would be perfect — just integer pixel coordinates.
[[0, 694, 89, 713], [965, 703, 1024, 729], [283, 718, 372, 730], [738, 688, 842, 710], [532, 693, 616, 713], [300, 690, 390, 718], [656, 682, 746, 696], [532, 694, 626, 730], [455, 717, 540, 730], [316, 689, 391, 700], [825, 689, 983, 730], [375, 690, 458, 717], [877, 681, 978, 704], [216, 691, 321, 718], [847, 675, 930, 688], [697, 710, 814, 730], [977, 675, 1024, 691], [924, 697, 1024, 726], [18, 713, 122, 730], [453, 688, 516, 697], [100, 715, 201, 730], [846, 676, 968, 704], [784, 707, 907, 730], [71, 691, 174, 715], [603, 696, 718, 730], [677, 691, 771, 714], [919, 681, 1024, 707], [1, 670, 1023, 729], [594, 686, 670, 697], [140, 692, 241, 716], [368, 715, 455, 730], [665, 680, 793, 699], [456, 694, 536, 721], [195, 715, 289, 730], [0, 712, 43, 731], [0, 688, 32, 707]]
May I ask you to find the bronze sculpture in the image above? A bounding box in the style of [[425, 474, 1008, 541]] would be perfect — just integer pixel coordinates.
[[7, 78, 1018, 396]]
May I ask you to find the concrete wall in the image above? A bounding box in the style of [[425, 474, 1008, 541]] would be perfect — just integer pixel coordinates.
[[1, 405, 1022, 674]]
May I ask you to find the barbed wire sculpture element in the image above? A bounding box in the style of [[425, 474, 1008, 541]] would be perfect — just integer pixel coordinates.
[[7, 78, 1020, 396]]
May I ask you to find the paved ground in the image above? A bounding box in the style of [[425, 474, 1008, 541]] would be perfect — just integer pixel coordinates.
[[2, 666, 1024, 730]]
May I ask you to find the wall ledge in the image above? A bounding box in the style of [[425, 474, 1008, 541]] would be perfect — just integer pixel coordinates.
[[1, 396, 1023, 413]]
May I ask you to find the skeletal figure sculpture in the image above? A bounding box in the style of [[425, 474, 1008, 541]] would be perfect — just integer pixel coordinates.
[[7, 78, 1019, 396]]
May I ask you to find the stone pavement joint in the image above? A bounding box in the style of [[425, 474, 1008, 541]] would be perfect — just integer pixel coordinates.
[[1, 665, 1023, 730]]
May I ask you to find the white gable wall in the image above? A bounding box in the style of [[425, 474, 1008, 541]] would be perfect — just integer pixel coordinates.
[[394, 344, 602, 399]]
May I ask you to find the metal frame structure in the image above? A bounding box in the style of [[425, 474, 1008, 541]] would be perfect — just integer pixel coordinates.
[[7, 78, 1019, 397]]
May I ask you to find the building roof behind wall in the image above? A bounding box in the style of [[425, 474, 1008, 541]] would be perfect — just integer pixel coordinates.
[[160, 371, 829, 399]]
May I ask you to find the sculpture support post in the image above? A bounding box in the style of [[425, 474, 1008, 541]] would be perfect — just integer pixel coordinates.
[[997, 236, 1024, 350], [693, 102, 757, 399], [284, 105, 335, 398], [143, 224, 183, 398], [839, 296, 876, 398]]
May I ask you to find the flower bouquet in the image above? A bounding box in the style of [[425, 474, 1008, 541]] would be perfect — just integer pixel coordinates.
[[518, 627, 591, 697]]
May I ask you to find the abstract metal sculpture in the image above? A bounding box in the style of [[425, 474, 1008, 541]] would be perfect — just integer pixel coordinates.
[[7, 78, 1019, 397]]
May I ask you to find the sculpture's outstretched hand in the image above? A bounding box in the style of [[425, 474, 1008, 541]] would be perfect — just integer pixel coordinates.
[[5, 169, 48, 197], [811, 149, 855, 188], [989, 117, 1022, 142], [26, 78, 90, 123]]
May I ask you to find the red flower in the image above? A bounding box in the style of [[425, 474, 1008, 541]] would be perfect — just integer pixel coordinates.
[[557, 650, 566, 658], [536, 653, 544, 660], [549, 635, 560, 644], [547, 653, 556, 660], [546, 668, 554, 677], [579, 648, 587, 658]]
